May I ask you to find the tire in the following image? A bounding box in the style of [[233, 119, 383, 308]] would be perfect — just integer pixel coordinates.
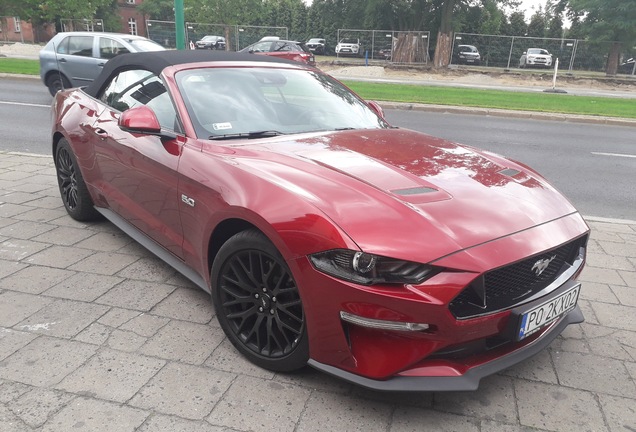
[[211, 230, 309, 372], [54, 139, 100, 221], [46, 74, 71, 96]]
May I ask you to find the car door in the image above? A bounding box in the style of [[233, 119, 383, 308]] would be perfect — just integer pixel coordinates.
[[88, 68, 185, 258], [54, 34, 103, 86]]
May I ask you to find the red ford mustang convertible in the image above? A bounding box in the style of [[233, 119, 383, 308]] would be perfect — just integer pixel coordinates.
[[52, 50, 589, 391]]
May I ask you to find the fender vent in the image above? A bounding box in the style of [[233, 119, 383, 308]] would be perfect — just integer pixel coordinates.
[[499, 168, 521, 177]]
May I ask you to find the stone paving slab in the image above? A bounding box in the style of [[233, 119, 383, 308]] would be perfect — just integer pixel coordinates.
[[0, 151, 635, 431]]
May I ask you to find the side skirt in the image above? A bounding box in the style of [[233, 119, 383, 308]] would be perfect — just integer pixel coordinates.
[[94, 207, 209, 293]]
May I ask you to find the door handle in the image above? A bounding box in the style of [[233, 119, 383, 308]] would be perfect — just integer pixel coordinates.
[[58, 58, 67, 63]]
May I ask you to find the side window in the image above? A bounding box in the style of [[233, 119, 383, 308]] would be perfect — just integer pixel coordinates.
[[66, 36, 94, 57], [99, 69, 179, 131], [275, 42, 293, 52], [55, 37, 70, 54], [99, 38, 130, 59], [251, 42, 271, 52]]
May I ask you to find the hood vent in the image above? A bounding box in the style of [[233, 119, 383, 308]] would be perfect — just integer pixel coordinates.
[[392, 186, 438, 196]]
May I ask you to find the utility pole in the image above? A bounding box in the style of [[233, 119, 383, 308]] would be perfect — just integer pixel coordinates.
[[175, 0, 185, 50]]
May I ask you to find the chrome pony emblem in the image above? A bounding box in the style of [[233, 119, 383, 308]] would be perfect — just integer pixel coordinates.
[[531, 255, 556, 276]]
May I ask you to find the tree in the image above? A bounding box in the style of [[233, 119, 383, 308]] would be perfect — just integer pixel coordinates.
[[526, 7, 546, 38], [432, 0, 515, 67], [136, 0, 175, 22], [505, 10, 527, 36], [568, 0, 636, 75]]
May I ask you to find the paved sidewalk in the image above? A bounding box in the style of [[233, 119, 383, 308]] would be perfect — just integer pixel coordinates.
[[0, 151, 635, 432]]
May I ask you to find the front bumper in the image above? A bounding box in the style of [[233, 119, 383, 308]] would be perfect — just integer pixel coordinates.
[[291, 213, 588, 391], [310, 305, 583, 391], [527, 57, 552, 66]]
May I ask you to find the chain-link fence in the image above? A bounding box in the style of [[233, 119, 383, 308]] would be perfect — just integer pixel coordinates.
[[185, 23, 236, 51], [235, 25, 288, 51], [146, 20, 177, 48], [60, 19, 104, 33], [148, 20, 288, 51], [571, 40, 636, 75], [336, 29, 430, 64], [451, 32, 635, 75], [450, 33, 576, 70]]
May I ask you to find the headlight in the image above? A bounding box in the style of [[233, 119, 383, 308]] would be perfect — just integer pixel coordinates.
[[309, 249, 438, 285]]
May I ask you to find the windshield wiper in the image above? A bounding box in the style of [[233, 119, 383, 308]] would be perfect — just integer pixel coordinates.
[[208, 130, 286, 140]]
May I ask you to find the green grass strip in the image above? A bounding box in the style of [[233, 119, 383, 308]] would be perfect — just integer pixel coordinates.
[[0, 58, 40, 75], [343, 81, 636, 119]]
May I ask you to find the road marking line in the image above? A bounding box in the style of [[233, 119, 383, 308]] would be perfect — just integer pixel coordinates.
[[591, 151, 636, 159], [0, 100, 49, 108]]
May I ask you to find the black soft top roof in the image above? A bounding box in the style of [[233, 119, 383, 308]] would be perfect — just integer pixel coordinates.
[[84, 50, 303, 98]]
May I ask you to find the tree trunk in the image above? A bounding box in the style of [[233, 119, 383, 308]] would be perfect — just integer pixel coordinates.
[[432, 0, 455, 68], [433, 32, 452, 67], [605, 41, 621, 76]]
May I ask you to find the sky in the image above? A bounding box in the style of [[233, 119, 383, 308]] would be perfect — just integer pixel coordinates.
[[517, 0, 547, 19]]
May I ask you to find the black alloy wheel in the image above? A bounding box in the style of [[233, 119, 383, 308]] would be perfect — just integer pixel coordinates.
[[212, 230, 308, 372], [55, 139, 100, 221]]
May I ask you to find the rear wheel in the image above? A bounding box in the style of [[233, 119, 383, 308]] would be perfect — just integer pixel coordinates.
[[46, 74, 71, 96], [55, 139, 100, 221], [211, 230, 309, 372]]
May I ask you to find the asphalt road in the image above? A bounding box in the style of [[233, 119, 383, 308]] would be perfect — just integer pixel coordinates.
[[1, 76, 634, 221]]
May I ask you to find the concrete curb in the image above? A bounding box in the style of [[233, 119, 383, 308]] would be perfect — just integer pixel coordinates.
[[379, 101, 636, 127]]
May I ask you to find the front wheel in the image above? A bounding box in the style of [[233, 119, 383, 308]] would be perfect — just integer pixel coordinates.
[[211, 230, 309, 372], [55, 139, 100, 221]]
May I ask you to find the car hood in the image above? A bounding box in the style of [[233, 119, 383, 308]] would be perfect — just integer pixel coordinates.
[[219, 129, 578, 262]]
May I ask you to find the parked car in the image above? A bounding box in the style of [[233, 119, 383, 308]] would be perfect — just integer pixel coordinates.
[[619, 57, 635, 75], [239, 39, 315, 66], [51, 50, 589, 391], [377, 48, 392, 60], [306, 38, 326, 55], [39, 31, 165, 96], [195, 35, 226, 50], [519, 48, 553, 69], [335, 38, 362, 56], [454, 44, 481, 65]]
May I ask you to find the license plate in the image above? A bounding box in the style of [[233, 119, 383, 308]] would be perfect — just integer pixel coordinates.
[[518, 284, 580, 340]]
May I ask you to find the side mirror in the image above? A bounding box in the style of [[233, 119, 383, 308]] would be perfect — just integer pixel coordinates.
[[118, 106, 176, 140], [522, 51, 527, 55], [367, 101, 385, 119]]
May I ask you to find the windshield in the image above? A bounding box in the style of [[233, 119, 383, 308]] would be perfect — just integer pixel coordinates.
[[528, 48, 549, 55], [308, 39, 324, 44], [177, 67, 389, 139], [340, 39, 359, 44]]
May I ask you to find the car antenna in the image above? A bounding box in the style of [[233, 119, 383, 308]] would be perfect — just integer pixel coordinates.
[[52, 41, 65, 93]]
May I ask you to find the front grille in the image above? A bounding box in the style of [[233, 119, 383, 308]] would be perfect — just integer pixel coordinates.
[[449, 235, 587, 319]]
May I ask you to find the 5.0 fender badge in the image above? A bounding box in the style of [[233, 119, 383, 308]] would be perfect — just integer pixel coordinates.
[[181, 194, 195, 207]]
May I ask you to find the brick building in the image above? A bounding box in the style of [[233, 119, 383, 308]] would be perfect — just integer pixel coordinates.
[[0, 0, 148, 44]]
